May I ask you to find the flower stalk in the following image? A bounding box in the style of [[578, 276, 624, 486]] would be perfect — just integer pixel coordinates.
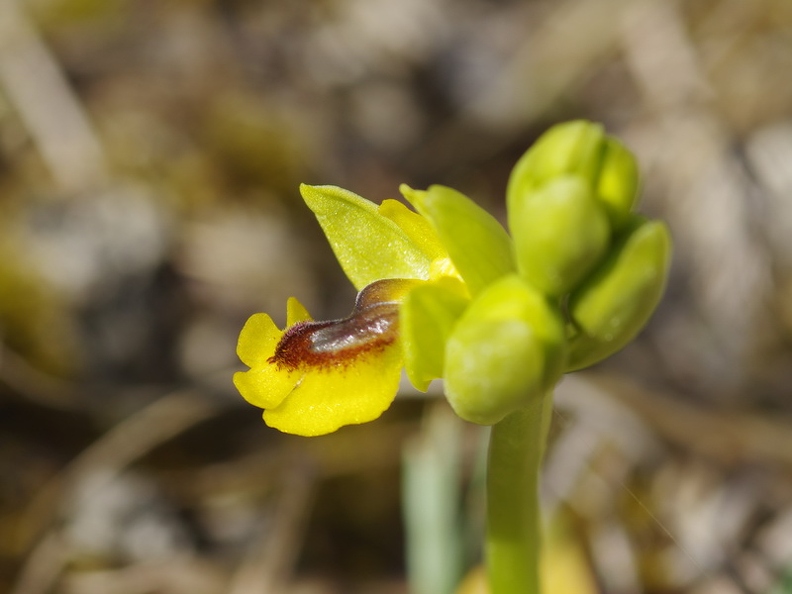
[[487, 390, 553, 594]]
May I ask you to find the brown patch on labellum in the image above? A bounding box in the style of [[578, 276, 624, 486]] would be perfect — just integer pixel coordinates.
[[268, 279, 420, 371]]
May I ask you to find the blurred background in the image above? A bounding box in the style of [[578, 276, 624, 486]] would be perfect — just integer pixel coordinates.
[[1, 0, 791, 592]]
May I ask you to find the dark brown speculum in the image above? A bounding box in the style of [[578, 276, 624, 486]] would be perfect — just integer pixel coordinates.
[[268, 278, 420, 371]]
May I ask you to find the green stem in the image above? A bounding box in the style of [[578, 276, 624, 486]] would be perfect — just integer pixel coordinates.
[[486, 390, 554, 594]]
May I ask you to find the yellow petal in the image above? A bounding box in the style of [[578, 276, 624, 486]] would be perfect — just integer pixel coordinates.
[[286, 296, 312, 325], [378, 199, 446, 263], [262, 342, 403, 436], [233, 367, 301, 409], [400, 184, 515, 295], [236, 313, 283, 368], [235, 309, 306, 409]]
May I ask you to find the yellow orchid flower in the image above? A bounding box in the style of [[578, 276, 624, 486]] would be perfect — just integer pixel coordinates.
[[233, 183, 515, 436], [233, 120, 673, 594], [234, 120, 670, 440]]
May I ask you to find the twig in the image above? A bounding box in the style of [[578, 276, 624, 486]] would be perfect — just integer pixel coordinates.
[[228, 459, 316, 594], [0, 0, 107, 192], [558, 373, 792, 468], [0, 343, 84, 411], [9, 533, 70, 594], [13, 390, 218, 565]]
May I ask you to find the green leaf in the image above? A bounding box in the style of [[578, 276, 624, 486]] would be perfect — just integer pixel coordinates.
[[402, 404, 464, 594], [401, 278, 470, 391], [300, 184, 436, 290], [401, 184, 515, 295]]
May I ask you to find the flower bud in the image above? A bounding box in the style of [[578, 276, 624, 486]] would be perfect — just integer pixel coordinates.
[[509, 175, 610, 297], [596, 138, 639, 230], [507, 121, 604, 196], [507, 120, 640, 231], [566, 217, 671, 371], [444, 275, 566, 425]]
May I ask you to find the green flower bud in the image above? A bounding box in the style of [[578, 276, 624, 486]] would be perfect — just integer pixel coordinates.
[[507, 120, 640, 231], [509, 175, 610, 297], [566, 217, 671, 371], [507, 121, 604, 196], [444, 275, 566, 425], [597, 138, 639, 230]]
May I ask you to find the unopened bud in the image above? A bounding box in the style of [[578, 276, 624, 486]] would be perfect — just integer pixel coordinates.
[[444, 275, 566, 425], [507, 120, 640, 231], [566, 217, 671, 371], [509, 175, 610, 296]]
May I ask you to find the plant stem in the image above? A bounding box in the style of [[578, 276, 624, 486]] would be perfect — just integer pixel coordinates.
[[486, 390, 554, 594]]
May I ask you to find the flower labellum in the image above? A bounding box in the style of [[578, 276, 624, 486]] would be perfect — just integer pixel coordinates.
[[234, 279, 419, 436]]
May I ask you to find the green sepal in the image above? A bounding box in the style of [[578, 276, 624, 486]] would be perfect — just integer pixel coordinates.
[[566, 217, 672, 371], [510, 175, 611, 297], [507, 120, 639, 231], [300, 184, 437, 290], [400, 184, 515, 295], [507, 120, 605, 210], [597, 138, 639, 230], [400, 278, 470, 391], [444, 275, 566, 425]]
